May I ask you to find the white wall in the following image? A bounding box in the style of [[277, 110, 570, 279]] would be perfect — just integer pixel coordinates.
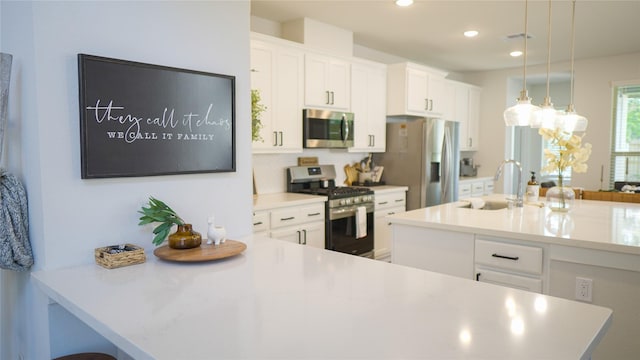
[[1, 1, 251, 359], [464, 52, 640, 191]]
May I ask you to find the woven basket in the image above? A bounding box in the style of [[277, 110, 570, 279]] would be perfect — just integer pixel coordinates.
[[95, 244, 146, 269]]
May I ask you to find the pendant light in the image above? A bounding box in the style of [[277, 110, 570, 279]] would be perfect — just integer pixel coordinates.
[[504, 0, 540, 126], [554, 0, 588, 132], [531, 0, 557, 129]]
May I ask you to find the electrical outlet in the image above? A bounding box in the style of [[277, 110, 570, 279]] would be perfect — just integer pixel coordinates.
[[575, 277, 593, 302]]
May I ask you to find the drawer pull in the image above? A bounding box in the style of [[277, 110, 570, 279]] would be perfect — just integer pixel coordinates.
[[307, 212, 321, 217], [379, 201, 388, 205], [253, 221, 263, 226], [492, 253, 519, 261], [281, 216, 295, 221], [394, 199, 404, 202]]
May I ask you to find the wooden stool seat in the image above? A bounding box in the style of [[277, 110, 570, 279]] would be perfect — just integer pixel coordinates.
[[53, 353, 116, 360]]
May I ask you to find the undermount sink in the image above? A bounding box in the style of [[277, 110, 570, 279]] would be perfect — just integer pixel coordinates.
[[458, 200, 510, 210]]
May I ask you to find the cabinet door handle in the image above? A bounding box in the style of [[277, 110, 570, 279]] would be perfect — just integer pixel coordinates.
[[281, 216, 295, 221], [326, 91, 331, 105], [272, 131, 278, 146], [425, 98, 429, 111], [302, 229, 307, 245], [330, 91, 335, 105], [429, 99, 434, 111], [469, 138, 472, 147], [476, 273, 481, 281], [492, 253, 519, 261], [307, 212, 321, 217], [297, 230, 302, 244]]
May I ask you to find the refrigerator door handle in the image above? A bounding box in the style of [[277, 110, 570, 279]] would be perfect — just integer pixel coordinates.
[[441, 127, 452, 202]]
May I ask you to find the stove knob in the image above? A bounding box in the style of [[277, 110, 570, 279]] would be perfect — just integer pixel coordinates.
[[353, 197, 360, 203], [339, 199, 346, 206]]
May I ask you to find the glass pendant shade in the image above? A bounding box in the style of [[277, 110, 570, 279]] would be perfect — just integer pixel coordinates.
[[504, 96, 540, 126], [555, 108, 588, 133], [533, 104, 558, 129]]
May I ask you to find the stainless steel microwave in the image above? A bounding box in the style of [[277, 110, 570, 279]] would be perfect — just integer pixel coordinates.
[[303, 109, 354, 148]]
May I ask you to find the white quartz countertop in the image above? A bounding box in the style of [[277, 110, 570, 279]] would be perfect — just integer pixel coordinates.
[[388, 193, 640, 256], [33, 235, 611, 359], [253, 192, 327, 211]]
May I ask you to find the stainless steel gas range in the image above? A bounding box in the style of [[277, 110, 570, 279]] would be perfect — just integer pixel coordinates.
[[287, 165, 375, 258]]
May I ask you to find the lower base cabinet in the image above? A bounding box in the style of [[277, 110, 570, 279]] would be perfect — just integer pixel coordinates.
[[253, 202, 325, 249], [374, 188, 407, 261], [392, 226, 474, 279], [270, 221, 324, 248]]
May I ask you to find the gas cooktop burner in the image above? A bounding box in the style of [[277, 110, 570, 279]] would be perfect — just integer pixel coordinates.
[[299, 186, 373, 199]]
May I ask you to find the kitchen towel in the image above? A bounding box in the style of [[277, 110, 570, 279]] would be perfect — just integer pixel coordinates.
[[356, 206, 367, 239]]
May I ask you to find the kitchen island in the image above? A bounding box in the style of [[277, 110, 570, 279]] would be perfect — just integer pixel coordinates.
[[387, 194, 640, 359], [32, 234, 611, 359]]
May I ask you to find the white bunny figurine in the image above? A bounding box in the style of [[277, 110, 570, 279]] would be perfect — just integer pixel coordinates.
[[207, 215, 227, 245]]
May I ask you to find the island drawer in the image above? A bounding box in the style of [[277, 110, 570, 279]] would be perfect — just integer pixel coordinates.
[[475, 266, 543, 293], [270, 203, 325, 229], [475, 238, 543, 275]]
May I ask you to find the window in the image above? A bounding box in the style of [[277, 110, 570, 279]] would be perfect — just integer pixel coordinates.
[[611, 83, 640, 187]]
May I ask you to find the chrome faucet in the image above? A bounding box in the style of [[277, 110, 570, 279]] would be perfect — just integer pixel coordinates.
[[494, 159, 523, 207]]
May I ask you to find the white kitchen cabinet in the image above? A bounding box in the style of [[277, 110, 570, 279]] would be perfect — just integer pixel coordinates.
[[471, 181, 484, 197], [349, 60, 387, 152], [387, 62, 448, 117], [452, 81, 481, 151], [392, 225, 474, 279], [304, 52, 350, 110], [252, 210, 269, 236], [250, 37, 304, 153], [373, 189, 407, 261], [474, 236, 546, 293], [270, 221, 325, 248], [268, 203, 325, 249], [458, 182, 472, 199], [484, 179, 494, 195]]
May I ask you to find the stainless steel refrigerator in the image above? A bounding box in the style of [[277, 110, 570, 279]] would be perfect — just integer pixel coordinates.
[[374, 118, 460, 210]]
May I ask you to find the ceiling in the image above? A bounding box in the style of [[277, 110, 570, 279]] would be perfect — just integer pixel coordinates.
[[250, 0, 640, 74]]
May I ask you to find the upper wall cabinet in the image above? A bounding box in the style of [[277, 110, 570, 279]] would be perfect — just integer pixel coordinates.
[[451, 81, 481, 151], [387, 62, 448, 117], [251, 38, 304, 153], [304, 52, 350, 110], [349, 60, 387, 153]]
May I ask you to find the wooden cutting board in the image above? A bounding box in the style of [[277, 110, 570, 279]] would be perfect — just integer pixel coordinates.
[[153, 240, 247, 262]]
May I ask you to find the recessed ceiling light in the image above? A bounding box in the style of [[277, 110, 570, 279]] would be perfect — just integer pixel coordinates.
[[463, 30, 479, 38], [395, 0, 413, 7], [510, 51, 523, 57]]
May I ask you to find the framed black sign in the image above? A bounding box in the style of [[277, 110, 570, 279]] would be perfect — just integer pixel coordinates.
[[78, 54, 236, 178]]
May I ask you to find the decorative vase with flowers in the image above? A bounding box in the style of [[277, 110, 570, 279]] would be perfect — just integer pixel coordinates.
[[539, 127, 592, 212], [138, 197, 201, 249]]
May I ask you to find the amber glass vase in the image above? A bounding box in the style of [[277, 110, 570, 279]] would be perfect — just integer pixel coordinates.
[[168, 224, 202, 249]]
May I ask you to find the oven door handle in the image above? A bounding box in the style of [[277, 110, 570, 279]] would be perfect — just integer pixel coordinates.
[[329, 206, 373, 220]]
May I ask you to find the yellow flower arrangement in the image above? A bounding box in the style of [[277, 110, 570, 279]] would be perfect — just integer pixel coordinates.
[[538, 127, 592, 210], [539, 127, 592, 178]]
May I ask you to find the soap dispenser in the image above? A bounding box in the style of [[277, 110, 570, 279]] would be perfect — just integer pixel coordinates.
[[526, 171, 540, 202]]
